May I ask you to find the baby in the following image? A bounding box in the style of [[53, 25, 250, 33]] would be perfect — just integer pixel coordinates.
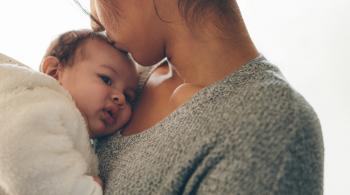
[[0, 30, 138, 195]]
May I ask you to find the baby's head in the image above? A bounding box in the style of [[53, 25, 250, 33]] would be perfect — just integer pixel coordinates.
[[40, 29, 138, 138]]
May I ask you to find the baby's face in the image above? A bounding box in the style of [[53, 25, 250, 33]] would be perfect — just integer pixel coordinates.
[[58, 39, 138, 138]]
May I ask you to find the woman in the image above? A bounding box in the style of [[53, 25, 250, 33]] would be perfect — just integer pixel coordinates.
[[87, 0, 324, 194]]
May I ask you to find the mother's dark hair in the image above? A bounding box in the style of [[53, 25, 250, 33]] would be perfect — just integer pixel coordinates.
[[176, 0, 241, 30], [75, 0, 242, 34]]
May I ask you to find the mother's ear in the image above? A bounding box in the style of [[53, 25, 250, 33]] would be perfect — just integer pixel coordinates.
[[40, 56, 61, 79]]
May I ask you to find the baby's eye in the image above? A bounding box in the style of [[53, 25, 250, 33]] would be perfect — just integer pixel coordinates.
[[99, 75, 112, 86]]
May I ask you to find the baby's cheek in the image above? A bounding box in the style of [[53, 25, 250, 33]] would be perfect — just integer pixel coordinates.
[[119, 107, 132, 128], [126, 106, 133, 120]]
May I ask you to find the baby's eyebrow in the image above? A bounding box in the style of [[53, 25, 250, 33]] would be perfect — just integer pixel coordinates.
[[101, 64, 119, 76]]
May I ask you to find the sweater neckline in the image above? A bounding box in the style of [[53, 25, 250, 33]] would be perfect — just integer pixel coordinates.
[[115, 55, 267, 141]]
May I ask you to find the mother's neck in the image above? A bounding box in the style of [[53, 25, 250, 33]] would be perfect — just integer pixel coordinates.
[[164, 23, 259, 87]]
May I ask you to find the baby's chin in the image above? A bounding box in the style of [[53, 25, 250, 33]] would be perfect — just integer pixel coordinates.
[[90, 125, 120, 139], [88, 123, 108, 139]]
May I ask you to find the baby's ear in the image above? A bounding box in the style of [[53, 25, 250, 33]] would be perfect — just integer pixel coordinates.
[[40, 56, 60, 79]]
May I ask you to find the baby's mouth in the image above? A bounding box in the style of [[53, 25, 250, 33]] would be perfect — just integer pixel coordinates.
[[102, 109, 116, 126]]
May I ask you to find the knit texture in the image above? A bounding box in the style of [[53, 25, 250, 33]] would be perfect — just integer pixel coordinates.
[[97, 56, 324, 195]]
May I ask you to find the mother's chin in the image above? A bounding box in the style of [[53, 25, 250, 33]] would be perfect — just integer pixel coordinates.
[[130, 47, 167, 67]]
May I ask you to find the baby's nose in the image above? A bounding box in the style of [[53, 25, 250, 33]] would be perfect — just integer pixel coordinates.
[[112, 92, 126, 107]]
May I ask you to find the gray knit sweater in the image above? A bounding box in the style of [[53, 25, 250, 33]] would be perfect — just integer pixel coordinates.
[[96, 56, 324, 195]]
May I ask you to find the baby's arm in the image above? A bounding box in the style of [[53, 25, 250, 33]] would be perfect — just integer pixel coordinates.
[[0, 87, 102, 195]]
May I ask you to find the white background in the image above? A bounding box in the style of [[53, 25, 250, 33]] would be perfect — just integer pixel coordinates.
[[0, 0, 349, 194]]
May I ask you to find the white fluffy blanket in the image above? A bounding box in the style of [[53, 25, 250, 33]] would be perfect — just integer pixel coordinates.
[[0, 62, 101, 195]]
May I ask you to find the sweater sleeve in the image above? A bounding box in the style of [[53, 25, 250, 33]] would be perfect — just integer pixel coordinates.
[[192, 125, 323, 195], [193, 134, 323, 195], [193, 92, 323, 194], [272, 123, 324, 195]]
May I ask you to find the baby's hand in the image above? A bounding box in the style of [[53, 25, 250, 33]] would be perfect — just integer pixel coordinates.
[[92, 176, 103, 188]]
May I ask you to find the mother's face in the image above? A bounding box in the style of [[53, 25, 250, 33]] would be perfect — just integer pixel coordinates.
[[90, 0, 167, 66]]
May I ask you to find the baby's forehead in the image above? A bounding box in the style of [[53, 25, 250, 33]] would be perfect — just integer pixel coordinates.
[[79, 38, 126, 58], [75, 38, 110, 58], [80, 38, 136, 74]]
